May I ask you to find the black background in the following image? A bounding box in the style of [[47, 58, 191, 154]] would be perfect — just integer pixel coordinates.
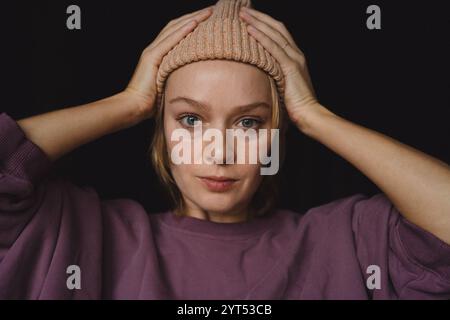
[[2, 0, 449, 214]]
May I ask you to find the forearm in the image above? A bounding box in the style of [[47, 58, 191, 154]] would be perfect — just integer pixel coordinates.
[[296, 103, 450, 244], [17, 91, 146, 162]]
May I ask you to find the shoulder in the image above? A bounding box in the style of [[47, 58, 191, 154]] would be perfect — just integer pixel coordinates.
[[279, 193, 392, 221], [276, 193, 399, 236], [100, 197, 155, 228]]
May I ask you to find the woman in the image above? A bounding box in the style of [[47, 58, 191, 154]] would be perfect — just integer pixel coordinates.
[[1, 0, 449, 299]]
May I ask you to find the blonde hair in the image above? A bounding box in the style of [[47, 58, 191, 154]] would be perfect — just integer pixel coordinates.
[[149, 75, 288, 218]]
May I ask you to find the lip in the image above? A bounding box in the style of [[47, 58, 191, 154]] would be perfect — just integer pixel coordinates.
[[198, 176, 238, 192]]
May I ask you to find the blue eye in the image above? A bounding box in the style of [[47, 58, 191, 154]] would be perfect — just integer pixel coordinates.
[[238, 118, 261, 128], [180, 115, 201, 127]]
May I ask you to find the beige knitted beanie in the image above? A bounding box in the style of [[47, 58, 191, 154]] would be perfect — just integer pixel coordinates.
[[155, 0, 285, 108]]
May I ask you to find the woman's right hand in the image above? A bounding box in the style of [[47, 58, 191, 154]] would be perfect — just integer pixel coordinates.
[[124, 6, 214, 120], [14, 6, 214, 163]]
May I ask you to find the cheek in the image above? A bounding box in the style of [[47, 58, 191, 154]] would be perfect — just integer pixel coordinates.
[[237, 164, 263, 185], [163, 117, 186, 181], [170, 165, 196, 195], [163, 118, 175, 147], [238, 166, 264, 200], [164, 119, 185, 163]]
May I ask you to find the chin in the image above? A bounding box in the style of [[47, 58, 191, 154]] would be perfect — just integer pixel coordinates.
[[195, 194, 244, 215]]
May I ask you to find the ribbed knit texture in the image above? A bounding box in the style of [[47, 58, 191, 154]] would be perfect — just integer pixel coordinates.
[[155, 0, 285, 107]]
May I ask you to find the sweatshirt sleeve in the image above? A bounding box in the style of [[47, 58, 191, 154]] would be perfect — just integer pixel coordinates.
[[0, 112, 53, 184], [0, 112, 104, 299], [351, 193, 450, 299], [0, 112, 54, 258]]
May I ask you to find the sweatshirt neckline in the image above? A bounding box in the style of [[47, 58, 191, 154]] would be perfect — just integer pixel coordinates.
[[157, 209, 281, 238]]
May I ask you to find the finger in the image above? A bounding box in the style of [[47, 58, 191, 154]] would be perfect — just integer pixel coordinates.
[[239, 11, 288, 48], [241, 7, 301, 52], [240, 10, 300, 60], [245, 24, 296, 72], [147, 20, 200, 62], [156, 7, 213, 40], [167, 6, 214, 28], [153, 8, 212, 47]]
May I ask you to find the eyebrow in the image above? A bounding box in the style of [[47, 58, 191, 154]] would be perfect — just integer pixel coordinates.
[[168, 96, 270, 113]]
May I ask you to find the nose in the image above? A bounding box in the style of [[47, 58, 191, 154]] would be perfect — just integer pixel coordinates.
[[203, 127, 235, 165]]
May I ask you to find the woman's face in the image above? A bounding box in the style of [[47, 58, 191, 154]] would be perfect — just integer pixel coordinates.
[[163, 60, 273, 221]]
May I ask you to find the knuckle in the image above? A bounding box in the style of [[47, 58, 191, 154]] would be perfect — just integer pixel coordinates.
[[269, 41, 279, 51], [297, 53, 306, 64], [275, 20, 285, 28], [284, 60, 300, 73], [141, 48, 153, 60], [167, 19, 177, 27]]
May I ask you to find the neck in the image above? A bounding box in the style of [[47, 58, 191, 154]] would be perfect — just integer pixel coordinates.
[[181, 199, 250, 223]]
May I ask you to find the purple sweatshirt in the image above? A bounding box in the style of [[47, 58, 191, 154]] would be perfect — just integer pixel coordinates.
[[0, 112, 449, 300]]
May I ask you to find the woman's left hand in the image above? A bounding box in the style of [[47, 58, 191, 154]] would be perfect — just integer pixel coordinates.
[[239, 7, 322, 127], [242, 6, 450, 248]]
